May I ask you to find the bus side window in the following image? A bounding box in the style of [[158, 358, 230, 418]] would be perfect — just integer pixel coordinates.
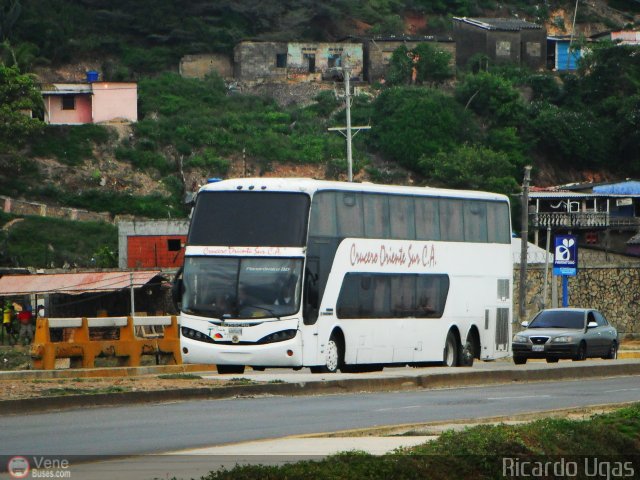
[[303, 258, 320, 325]]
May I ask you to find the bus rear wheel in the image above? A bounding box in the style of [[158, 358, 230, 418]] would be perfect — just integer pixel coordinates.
[[443, 331, 458, 367]]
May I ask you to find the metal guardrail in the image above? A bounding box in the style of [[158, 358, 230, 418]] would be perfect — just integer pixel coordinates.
[[30, 316, 181, 370]]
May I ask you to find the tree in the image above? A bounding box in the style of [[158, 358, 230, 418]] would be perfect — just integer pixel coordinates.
[[455, 71, 524, 126], [413, 42, 453, 86], [386, 43, 453, 86], [372, 86, 477, 171], [418, 145, 520, 195], [0, 64, 43, 150], [385, 45, 412, 85], [526, 101, 613, 169]]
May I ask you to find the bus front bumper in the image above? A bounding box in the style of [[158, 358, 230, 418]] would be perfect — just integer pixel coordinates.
[[181, 335, 303, 367]]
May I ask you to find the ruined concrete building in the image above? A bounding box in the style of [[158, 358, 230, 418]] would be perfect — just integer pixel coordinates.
[[234, 41, 364, 83]]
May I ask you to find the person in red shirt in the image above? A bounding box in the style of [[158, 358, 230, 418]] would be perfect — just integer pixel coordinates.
[[17, 305, 34, 345]]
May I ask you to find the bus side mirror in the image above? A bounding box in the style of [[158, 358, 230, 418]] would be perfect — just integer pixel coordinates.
[[171, 267, 184, 311]]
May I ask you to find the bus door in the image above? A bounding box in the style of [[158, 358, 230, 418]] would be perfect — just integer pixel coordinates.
[[302, 256, 321, 364]]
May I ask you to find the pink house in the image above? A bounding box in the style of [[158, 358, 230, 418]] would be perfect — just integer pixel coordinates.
[[41, 82, 137, 125]]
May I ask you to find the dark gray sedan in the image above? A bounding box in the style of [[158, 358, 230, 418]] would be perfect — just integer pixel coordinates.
[[512, 308, 618, 364]]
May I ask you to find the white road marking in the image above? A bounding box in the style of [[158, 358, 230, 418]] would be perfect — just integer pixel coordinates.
[[487, 395, 551, 401], [374, 405, 421, 412], [605, 387, 640, 393]]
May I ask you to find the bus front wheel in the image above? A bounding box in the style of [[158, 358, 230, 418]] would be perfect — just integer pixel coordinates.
[[443, 331, 458, 367], [311, 334, 343, 373]]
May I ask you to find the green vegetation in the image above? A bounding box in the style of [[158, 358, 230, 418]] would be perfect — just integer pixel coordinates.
[[157, 373, 203, 380], [0, 0, 637, 257], [41, 386, 127, 396], [133, 73, 344, 170], [201, 404, 640, 479], [0, 211, 117, 268], [0, 63, 43, 151], [30, 124, 113, 165]]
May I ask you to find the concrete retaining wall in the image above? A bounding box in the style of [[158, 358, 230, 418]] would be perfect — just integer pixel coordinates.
[[2, 195, 111, 223]]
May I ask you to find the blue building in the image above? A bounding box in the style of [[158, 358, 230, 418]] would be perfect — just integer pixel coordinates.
[[547, 36, 582, 70]]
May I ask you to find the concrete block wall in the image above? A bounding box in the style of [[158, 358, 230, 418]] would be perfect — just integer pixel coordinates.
[[1, 196, 111, 224], [514, 265, 640, 335]]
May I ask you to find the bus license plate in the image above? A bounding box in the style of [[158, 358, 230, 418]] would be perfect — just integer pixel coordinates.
[[532, 345, 544, 352], [228, 327, 243, 336]]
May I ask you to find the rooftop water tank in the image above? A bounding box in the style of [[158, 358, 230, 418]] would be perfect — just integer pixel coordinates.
[[86, 70, 99, 83]]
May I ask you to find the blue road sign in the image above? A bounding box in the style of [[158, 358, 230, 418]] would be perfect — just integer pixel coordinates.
[[553, 234, 578, 276]]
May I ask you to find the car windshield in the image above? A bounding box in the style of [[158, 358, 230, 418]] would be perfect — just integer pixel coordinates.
[[528, 310, 585, 329], [182, 256, 303, 320]]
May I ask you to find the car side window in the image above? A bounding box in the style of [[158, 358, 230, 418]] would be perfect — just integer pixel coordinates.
[[594, 311, 608, 327], [587, 312, 596, 326]]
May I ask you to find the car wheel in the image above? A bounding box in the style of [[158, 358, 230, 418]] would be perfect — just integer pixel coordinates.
[[513, 356, 527, 365], [546, 358, 559, 363], [603, 341, 618, 360], [217, 364, 245, 374], [311, 334, 342, 373], [442, 331, 458, 367], [573, 342, 587, 361]]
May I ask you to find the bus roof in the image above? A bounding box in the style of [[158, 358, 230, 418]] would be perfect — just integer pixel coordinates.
[[198, 178, 509, 203]]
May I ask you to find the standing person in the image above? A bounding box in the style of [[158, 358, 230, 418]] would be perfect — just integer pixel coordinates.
[[17, 305, 34, 346], [2, 301, 11, 344], [3, 302, 16, 345]]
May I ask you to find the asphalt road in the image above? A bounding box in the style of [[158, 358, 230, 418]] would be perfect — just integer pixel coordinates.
[[1, 374, 639, 458]]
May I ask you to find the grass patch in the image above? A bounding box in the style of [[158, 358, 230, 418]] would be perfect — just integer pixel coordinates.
[[1, 213, 116, 268], [200, 404, 640, 479], [30, 125, 113, 166], [0, 346, 31, 370], [157, 373, 203, 380], [40, 386, 128, 397], [226, 377, 254, 385]]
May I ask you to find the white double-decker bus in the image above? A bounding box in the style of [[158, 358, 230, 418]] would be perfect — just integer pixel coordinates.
[[177, 178, 512, 374]]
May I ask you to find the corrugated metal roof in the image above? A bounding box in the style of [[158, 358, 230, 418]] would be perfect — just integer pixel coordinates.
[[454, 17, 542, 31], [0, 271, 163, 296], [40, 83, 93, 95], [593, 181, 640, 195], [529, 191, 599, 198]]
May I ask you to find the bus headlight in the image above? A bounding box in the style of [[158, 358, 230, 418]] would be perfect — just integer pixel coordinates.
[[258, 329, 297, 344], [181, 327, 215, 344]]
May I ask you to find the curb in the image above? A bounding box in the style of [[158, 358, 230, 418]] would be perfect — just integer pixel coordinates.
[[0, 364, 217, 381], [2, 362, 640, 416]]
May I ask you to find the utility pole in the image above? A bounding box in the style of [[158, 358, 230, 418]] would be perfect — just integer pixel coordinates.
[[328, 61, 370, 182], [568, 0, 580, 70], [518, 166, 532, 322], [130, 272, 135, 318]]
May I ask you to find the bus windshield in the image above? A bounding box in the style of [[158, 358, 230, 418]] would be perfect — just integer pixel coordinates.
[[188, 191, 310, 247], [182, 257, 303, 320]]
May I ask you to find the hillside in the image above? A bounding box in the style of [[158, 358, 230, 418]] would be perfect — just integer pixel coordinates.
[[1, 0, 640, 268]]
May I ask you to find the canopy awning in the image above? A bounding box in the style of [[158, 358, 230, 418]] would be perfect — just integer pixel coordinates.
[[0, 271, 163, 296]]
